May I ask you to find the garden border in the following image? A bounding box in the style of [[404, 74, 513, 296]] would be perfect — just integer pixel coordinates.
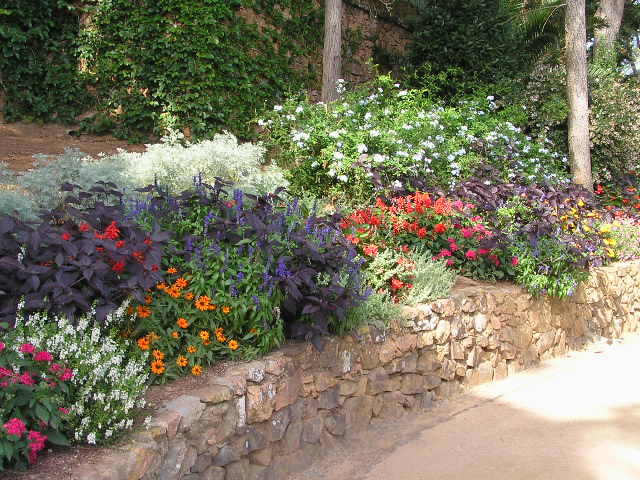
[[70, 260, 640, 480]]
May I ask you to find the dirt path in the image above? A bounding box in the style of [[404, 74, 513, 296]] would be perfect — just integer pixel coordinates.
[[0, 122, 146, 171], [292, 334, 640, 480]]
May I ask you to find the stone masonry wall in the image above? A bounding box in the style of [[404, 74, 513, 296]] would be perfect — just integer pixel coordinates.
[[71, 261, 640, 480]]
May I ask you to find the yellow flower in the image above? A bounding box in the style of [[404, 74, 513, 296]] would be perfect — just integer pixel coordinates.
[[606, 248, 616, 258], [228, 340, 239, 351], [600, 224, 613, 234], [177, 355, 188, 367], [199, 330, 210, 341], [191, 365, 203, 376], [604, 238, 617, 247], [577, 198, 585, 207], [187, 345, 197, 354]]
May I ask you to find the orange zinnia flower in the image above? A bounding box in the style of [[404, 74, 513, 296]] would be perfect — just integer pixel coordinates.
[[216, 333, 227, 343], [174, 277, 188, 289], [167, 287, 181, 298], [222, 306, 231, 314], [151, 360, 165, 374], [191, 365, 203, 376], [187, 345, 197, 353], [171, 331, 180, 339], [199, 330, 210, 341], [195, 295, 211, 311], [177, 355, 188, 367], [156, 282, 167, 290], [184, 292, 194, 300], [177, 317, 189, 329], [137, 337, 150, 350], [228, 340, 239, 351], [152, 349, 165, 360], [215, 327, 224, 335], [167, 267, 178, 274], [137, 305, 152, 318]]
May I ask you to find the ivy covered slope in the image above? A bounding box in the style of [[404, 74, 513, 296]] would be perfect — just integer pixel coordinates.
[[0, 1, 91, 123], [80, 0, 323, 140]]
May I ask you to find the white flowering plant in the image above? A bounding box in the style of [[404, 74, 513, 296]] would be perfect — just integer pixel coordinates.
[[10, 301, 149, 445], [258, 75, 568, 202]]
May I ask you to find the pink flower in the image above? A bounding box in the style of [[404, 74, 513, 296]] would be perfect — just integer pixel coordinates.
[[446, 258, 455, 267], [0, 367, 12, 378], [34, 351, 53, 362], [452, 200, 464, 211], [60, 368, 74, 382], [58, 407, 70, 415], [449, 242, 459, 252], [20, 343, 36, 355], [461, 228, 473, 239], [0, 341, 5, 352], [50, 363, 62, 373], [439, 249, 452, 257], [511, 256, 519, 266], [466, 249, 477, 260], [27, 430, 47, 464], [478, 248, 490, 255], [19, 373, 36, 385], [3, 418, 27, 437], [0, 381, 7, 388], [363, 244, 379, 257]]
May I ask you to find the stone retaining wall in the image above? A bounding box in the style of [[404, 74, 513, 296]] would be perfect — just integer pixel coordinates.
[[72, 261, 640, 480]]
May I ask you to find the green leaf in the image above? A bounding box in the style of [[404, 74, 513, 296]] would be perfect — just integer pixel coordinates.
[[45, 429, 70, 446]]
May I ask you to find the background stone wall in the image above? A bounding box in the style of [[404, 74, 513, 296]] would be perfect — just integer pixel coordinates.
[[71, 261, 640, 480]]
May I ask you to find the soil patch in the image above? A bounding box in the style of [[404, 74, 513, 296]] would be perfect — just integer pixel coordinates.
[[0, 122, 146, 171]]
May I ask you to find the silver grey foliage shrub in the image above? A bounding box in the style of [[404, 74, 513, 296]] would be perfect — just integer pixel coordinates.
[[0, 131, 287, 219]]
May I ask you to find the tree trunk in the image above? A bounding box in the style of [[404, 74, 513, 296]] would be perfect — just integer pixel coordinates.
[[593, 0, 625, 64], [565, 0, 592, 190], [321, 0, 342, 103]]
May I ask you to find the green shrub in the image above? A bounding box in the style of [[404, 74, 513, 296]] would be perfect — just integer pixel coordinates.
[[611, 220, 640, 260], [11, 301, 149, 445], [337, 292, 402, 335], [260, 75, 568, 202]]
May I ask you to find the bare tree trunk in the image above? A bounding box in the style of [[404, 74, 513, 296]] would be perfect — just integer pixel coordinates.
[[593, 0, 625, 64], [565, 0, 592, 190], [321, 0, 342, 103]]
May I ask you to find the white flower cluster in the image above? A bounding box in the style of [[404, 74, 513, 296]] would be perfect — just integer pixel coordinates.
[[263, 77, 569, 197], [13, 300, 148, 445]]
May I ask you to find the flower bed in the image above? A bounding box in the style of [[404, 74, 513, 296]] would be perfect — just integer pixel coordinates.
[[2, 76, 640, 474], [52, 260, 640, 480]]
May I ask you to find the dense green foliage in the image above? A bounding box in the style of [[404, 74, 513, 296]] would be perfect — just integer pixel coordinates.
[[0, 0, 90, 122], [80, 0, 322, 141], [405, 0, 531, 96]]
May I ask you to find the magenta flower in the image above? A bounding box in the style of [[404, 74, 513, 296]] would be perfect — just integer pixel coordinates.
[[478, 248, 490, 255], [58, 407, 70, 415], [3, 418, 27, 437], [19, 372, 36, 385], [49, 363, 62, 372], [20, 343, 36, 355], [34, 351, 54, 362], [60, 368, 74, 382], [512, 256, 520, 266], [0, 366, 12, 378], [0, 341, 5, 352], [461, 227, 473, 239], [0, 381, 8, 388], [466, 249, 477, 260]]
